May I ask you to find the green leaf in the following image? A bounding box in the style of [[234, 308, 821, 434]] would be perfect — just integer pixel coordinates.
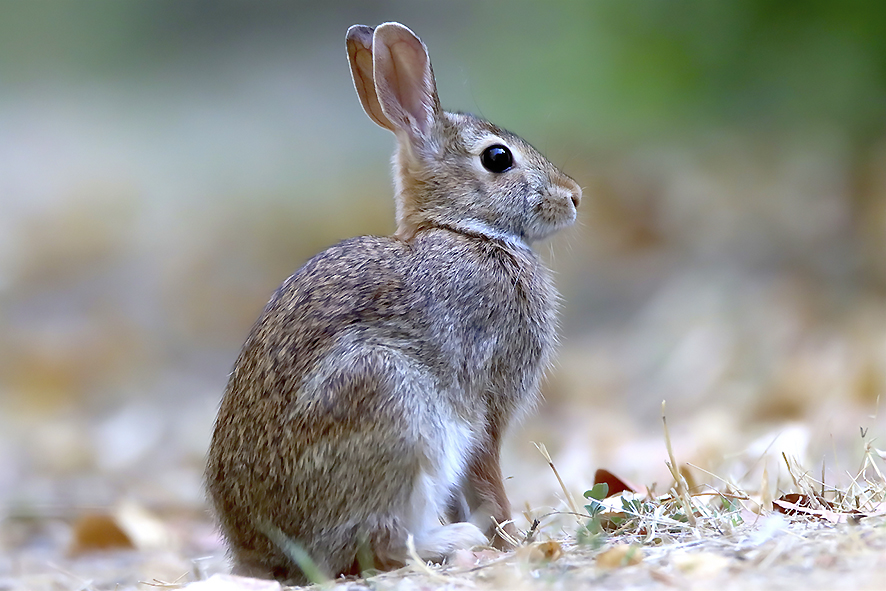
[[585, 499, 605, 517], [584, 482, 610, 501]]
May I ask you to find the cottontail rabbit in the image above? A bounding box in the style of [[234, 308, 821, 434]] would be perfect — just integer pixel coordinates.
[[205, 22, 581, 584]]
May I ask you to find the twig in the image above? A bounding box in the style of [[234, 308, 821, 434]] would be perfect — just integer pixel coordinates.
[[139, 573, 188, 589], [534, 442, 581, 520], [492, 517, 521, 548], [782, 452, 823, 509], [762, 463, 773, 513], [662, 401, 697, 527]]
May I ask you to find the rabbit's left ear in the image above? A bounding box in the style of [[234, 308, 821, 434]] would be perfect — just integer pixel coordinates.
[[371, 22, 441, 141], [347, 24, 395, 131]]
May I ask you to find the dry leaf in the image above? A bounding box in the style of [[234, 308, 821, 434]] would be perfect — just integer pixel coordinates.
[[68, 513, 135, 556], [115, 500, 174, 551], [517, 540, 563, 563], [773, 499, 856, 523], [770, 493, 878, 523], [772, 493, 866, 523], [772, 493, 828, 513], [596, 544, 643, 569], [593, 468, 637, 497], [535, 540, 563, 562]]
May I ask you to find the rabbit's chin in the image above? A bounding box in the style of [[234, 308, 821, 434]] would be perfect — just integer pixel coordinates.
[[449, 210, 576, 248]]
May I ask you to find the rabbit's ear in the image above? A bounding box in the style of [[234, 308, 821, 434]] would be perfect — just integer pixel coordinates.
[[347, 25, 395, 131], [371, 22, 441, 142]]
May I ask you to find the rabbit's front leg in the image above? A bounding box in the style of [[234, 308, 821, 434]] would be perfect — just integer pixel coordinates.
[[461, 425, 518, 549]]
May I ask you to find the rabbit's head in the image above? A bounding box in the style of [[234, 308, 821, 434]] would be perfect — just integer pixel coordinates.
[[347, 23, 581, 246]]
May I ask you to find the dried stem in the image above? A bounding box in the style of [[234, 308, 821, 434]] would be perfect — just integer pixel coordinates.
[[662, 400, 697, 527]]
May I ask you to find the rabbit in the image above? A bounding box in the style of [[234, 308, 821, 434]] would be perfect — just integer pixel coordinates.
[[205, 21, 581, 584]]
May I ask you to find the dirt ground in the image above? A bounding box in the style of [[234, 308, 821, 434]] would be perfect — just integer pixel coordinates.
[[4, 397, 886, 591]]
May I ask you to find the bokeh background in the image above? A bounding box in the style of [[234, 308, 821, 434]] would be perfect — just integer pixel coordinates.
[[3, 0, 886, 582]]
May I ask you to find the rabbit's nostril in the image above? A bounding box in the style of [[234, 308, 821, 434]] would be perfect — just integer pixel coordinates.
[[557, 174, 582, 209], [570, 186, 582, 208]]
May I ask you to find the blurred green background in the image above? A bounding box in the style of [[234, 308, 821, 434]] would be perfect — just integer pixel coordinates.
[[2, 0, 886, 551]]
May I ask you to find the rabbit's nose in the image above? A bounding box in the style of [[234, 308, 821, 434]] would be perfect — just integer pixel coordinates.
[[561, 176, 582, 208]]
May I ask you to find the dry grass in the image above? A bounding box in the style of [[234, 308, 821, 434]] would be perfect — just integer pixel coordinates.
[[5, 401, 886, 591], [173, 408, 886, 591]]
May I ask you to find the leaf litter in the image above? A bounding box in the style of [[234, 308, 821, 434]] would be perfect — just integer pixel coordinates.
[[7, 404, 886, 590]]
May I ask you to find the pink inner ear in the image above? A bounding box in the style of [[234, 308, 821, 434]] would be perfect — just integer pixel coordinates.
[[373, 25, 437, 138], [388, 39, 432, 133]]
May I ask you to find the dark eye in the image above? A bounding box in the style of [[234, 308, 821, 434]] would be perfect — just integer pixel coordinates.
[[480, 144, 513, 173]]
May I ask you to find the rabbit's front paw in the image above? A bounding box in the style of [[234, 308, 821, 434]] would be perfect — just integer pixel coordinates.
[[414, 522, 488, 562]]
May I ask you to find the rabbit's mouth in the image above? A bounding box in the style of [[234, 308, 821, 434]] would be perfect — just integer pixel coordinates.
[[522, 185, 580, 241]]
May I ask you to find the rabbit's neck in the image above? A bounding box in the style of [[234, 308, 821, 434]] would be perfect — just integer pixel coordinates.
[[401, 218, 533, 255], [440, 218, 532, 253]]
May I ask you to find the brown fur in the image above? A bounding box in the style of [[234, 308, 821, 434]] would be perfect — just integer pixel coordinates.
[[205, 22, 580, 584]]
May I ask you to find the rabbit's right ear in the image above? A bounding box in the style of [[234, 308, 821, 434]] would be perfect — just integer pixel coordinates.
[[371, 23, 441, 144], [347, 24, 395, 131]]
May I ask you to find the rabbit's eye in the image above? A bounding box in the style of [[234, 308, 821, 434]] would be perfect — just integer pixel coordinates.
[[480, 144, 513, 173]]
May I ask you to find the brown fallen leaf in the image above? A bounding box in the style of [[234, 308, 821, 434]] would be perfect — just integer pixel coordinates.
[[68, 512, 135, 556], [593, 468, 638, 498], [517, 540, 563, 563], [770, 493, 885, 524], [115, 500, 174, 551], [772, 493, 831, 513], [772, 496, 861, 524]]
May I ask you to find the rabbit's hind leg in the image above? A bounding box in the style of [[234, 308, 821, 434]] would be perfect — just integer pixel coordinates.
[[366, 475, 486, 567], [296, 340, 486, 572]]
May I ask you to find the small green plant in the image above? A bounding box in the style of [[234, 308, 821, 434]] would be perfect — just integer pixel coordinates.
[[577, 482, 609, 547], [584, 482, 609, 517]]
